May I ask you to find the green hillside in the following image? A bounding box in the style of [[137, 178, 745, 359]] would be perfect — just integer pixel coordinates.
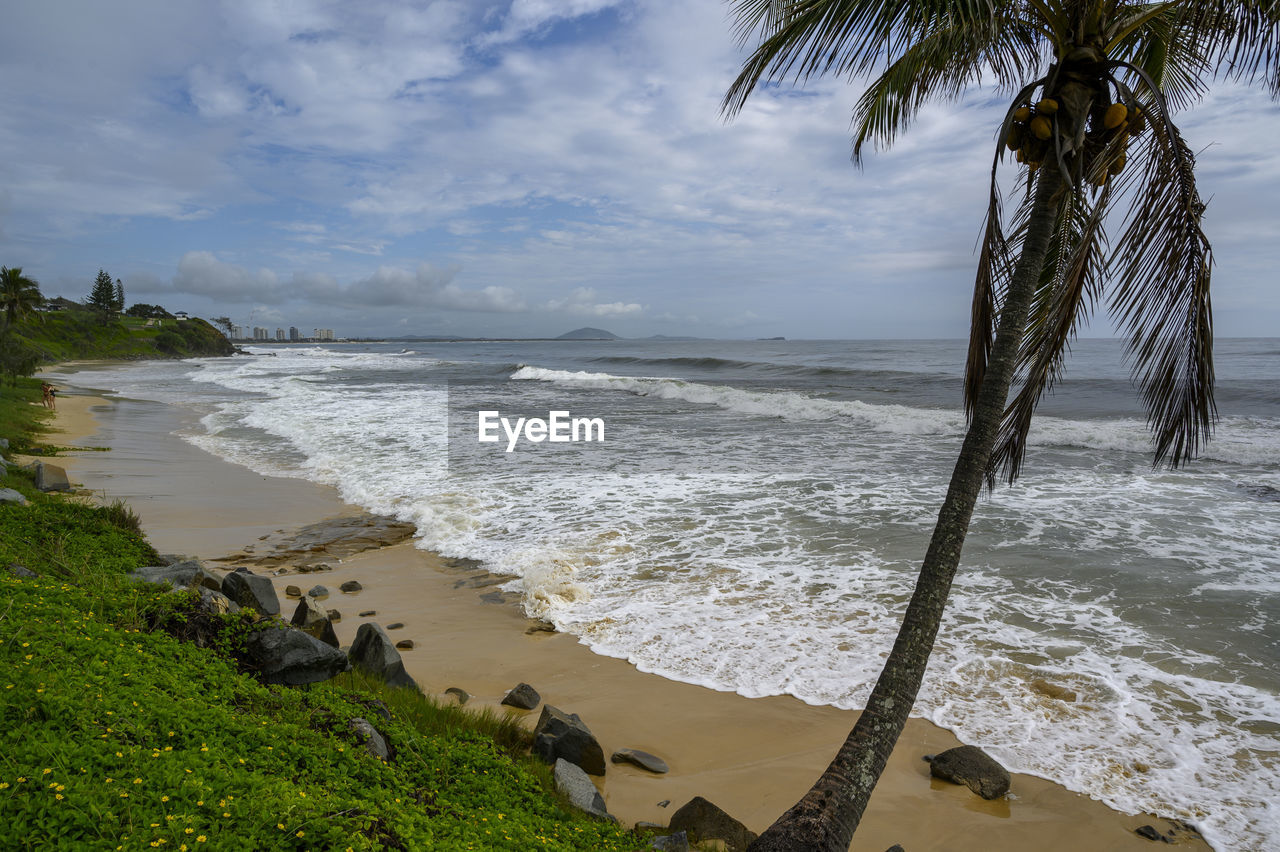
[[12, 308, 235, 363]]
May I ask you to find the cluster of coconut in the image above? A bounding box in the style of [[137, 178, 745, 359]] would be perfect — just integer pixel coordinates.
[[1005, 94, 1148, 185]]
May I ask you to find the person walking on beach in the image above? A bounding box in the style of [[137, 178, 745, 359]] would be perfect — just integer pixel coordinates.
[[41, 383, 56, 410]]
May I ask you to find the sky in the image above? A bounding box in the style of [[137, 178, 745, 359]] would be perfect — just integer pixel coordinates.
[[1, 1, 1277, 340]]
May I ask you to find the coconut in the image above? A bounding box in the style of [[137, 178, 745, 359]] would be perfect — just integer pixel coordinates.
[[1036, 98, 1059, 114], [1030, 115, 1053, 141], [1006, 126, 1025, 150], [1013, 105, 1032, 122], [1103, 102, 1128, 130]]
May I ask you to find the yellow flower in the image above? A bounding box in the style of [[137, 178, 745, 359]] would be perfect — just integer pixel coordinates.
[[134, 778, 142, 784], [0, 783, 8, 790], [277, 824, 285, 830], [295, 831, 304, 838], [196, 837, 206, 843], [161, 796, 169, 802], [55, 794, 64, 800], [185, 829, 194, 835], [42, 769, 51, 775]]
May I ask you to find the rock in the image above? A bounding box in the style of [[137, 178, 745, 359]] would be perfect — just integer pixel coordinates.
[[532, 705, 606, 776], [196, 587, 239, 615], [395, 639, 414, 650], [358, 698, 393, 721], [307, 584, 329, 599], [0, 488, 27, 505], [132, 559, 221, 591], [885, 846, 906, 852], [349, 717, 391, 761], [612, 748, 669, 774], [553, 759, 612, 821], [290, 597, 340, 648], [358, 610, 377, 617], [1134, 825, 1162, 841], [284, 584, 302, 597], [33, 462, 71, 493], [650, 832, 689, 852], [0, 437, 8, 449], [501, 682, 541, 710], [213, 513, 416, 569], [328, 609, 342, 622], [241, 623, 349, 685], [525, 619, 556, 634], [385, 622, 404, 630], [340, 580, 363, 592], [928, 745, 1011, 800], [6, 563, 37, 578], [668, 797, 757, 852], [349, 622, 418, 690], [221, 570, 281, 617], [444, 687, 470, 705]]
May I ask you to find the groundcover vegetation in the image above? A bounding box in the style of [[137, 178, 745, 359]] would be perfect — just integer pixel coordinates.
[[0, 380, 646, 851]]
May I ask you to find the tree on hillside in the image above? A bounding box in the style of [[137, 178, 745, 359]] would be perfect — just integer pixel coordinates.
[[724, 2, 1276, 848], [113, 278, 126, 315], [125, 303, 175, 320], [0, 266, 44, 331], [212, 316, 234, 337], [87, 269, 118, 323]]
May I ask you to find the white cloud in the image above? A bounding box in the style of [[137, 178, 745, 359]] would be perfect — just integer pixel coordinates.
[[545, 286, 643, 318]]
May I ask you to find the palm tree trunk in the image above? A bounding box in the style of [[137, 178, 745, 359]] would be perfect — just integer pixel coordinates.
[[749, 164, 1066, 852]]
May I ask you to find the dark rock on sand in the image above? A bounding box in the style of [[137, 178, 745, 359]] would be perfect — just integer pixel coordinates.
[[501, 682, 541, 710], [290, 596, 340, 648], [1134, 825, 1163, 841], [328, 609, 342, 622], [307, 584, 329, 599], [241, 624, 348, 686], [349, 717, 391, 761], [533, 705, 606, 776], [385, 622, 404, 630], [444, 687, 470, 705], [340, 580, 363, 592], [349, 622, 418, 690], [553, 759, 612, 821], [612, 748, 669, 774], [358, 610, 377, 617], [215, 513, 416, 569], [221, 570, 281, 616], [395, 639, 414, 650], [33, 462, 71, 493], [668, 797, 757, 852], [284, 584, 302, 597], [928, 745, 1011, 799]]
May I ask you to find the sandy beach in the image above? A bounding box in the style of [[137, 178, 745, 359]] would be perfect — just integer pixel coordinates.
[[44, 378, 1209, 851]]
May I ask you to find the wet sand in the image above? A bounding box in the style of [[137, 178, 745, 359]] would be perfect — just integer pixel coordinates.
[[46, 376, 1208, 851]]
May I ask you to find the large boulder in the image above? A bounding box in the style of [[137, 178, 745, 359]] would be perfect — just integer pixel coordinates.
[[290, 596, 340, 648], [533, 705, 606, 776], [221, 570, 281, 616], [241, 623, 348, 685], [196, 587, 239, 615], [0, 488, 27, 505], [553, 759, 612, 821], [33, 462, 71, 493], [668, 797, 757, 852], [349, 622, 418, 690], [501, 682, 541, 710], [132, 559, 221, 591], [927, 745, 1011, 800], [650, 832, 689, 852]]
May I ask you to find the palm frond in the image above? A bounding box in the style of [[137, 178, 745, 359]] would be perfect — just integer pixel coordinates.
[[1107, 102, 1216, 468], [723, 0, 1020, 118], [989, 183, 1110, 484], [851, 19, 1040, 161], [1176, 0, 1280, 96]]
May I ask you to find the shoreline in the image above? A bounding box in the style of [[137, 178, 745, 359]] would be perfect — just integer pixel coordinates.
[[44, 370, 1211, 851]]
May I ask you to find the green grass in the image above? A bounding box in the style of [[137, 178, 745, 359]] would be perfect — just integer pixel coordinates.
[[0, 380, 650, 852], [11, 309, 233, 363]]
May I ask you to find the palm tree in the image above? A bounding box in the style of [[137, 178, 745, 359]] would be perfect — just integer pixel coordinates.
[[0, 266, 43, 331], [723, 2, 1277, 849]]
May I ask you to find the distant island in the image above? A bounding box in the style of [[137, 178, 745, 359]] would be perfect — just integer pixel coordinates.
[[556, 327, 621, 340]]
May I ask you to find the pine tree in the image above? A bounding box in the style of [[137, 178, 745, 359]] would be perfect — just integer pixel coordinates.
[[113, 279, 125, 314], [87, 269, 116, 323]]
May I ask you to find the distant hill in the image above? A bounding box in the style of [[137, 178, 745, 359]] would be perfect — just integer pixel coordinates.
[[556, 327, 620, 340]]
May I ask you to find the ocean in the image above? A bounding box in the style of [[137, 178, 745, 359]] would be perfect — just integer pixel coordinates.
[[60, 338, 1280, 851]]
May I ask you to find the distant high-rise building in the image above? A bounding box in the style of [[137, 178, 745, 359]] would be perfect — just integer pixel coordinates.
[[253, 327, 269, 340], [275, 327, 285, 340], [313, 328, 335, 341], [232, 326, 244, 339], [289, 326, 300, 341]]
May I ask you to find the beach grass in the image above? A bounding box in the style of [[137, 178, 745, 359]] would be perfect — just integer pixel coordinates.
[[0, 385, 648, 851]]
